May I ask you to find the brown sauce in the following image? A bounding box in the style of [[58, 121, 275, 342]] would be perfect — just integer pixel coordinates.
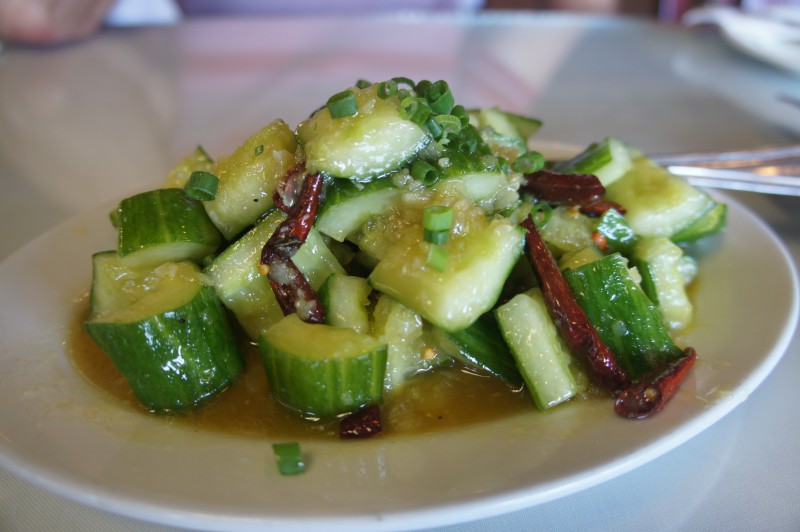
[[70, 296, 534, 440]]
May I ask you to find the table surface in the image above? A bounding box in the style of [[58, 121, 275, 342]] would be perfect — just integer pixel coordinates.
[[1, 11, 799, 532]]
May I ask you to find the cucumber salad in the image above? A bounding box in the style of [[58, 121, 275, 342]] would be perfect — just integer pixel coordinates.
[[84, 77, 726, 439]]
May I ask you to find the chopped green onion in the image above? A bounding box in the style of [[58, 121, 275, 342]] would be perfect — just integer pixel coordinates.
[[529, 202, 553, 228], [425, 117, 444, 139], [427, 244, 449, 272], [450, 104, 470, 127], [392, 76, 416, 89], [376, 80, 397, 99], [255, 144, 264, 156], [424, 229, 450, 245], [327, 89, 358, 118], [426, 80, 454, 115], [414, 79, 432, 97], [512, 151, 545, 174], [355, 79, 372, 89], [411, 160, 440, 185], [272, 442, 305, 476], [185, 170, 219, 201], [401, 97, 432, 126], [423, 205, 454, 232], [434, 114, 462, 137]]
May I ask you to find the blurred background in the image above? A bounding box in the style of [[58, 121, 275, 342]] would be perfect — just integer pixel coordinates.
[[1, 0, 798, 46]]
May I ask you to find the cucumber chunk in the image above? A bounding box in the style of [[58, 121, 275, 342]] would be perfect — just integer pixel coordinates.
[[371, 294, 450, 391], [495, 288, 577, 410], [438, 312, 523, 386], [563, 253, 683, 379], [163, 145, 213, 188], [203, 120, 298, 240], [593, 208, 638, 254], [319, 273, 371, 334], [467, 107, 536, 161], [117, 188, 222, 268], [552, 137, 633, 187], [297, 84, 430, 181], [85, 257, 243, 413], [632, 237, 694, 331], [670, 202, 727, 243], [605, 157, 717, 239], [204, 209, 344, 339], [316, 176, 401, 242], [369, 218, 524, 332], [259, 314, 387, 419]]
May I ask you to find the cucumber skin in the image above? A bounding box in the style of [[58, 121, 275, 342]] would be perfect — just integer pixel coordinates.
[[563, 253, 682, 379], [259, 315, 387, 419], [117, 188, 222, 267], [85, 285, 243, 413], [442, 313, 523, 386]]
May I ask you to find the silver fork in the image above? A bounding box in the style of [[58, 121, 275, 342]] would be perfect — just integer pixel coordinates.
[[649, 144, 800, 196]]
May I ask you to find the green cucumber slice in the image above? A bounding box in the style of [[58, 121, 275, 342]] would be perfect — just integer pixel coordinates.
[[495, 288, 578, 410], [163, 145, 213, 188], [563, 253, 683, 379], [552, 137, 633, 187], [319, 273, 371, 334], [203, 120, 298, 240], [297, 83, 431, 181], [632, 236, 694, 331], [259, 314, 387, 419], [371, 294, 450, 391], [85, 258, 243, 413], [316, 176, 401, 242], [605, 157, 717, 239], [116, 188, 222, 268], [593, 208, 638, 255], [369, 218, 524, 332], [538, 206, 595, 259], [670, 202, 727, 243], [439, 312, 523, 386], [204, 209, 344, 339]]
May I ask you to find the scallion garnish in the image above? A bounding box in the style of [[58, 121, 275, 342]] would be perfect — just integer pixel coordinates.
[[423, 205, 454, 245], [425, 117, 444, 139], [272, 442, 305, 476], [411, 160, 440, 186], [434, 114, 462, 137], [529, 201, 553, 228], [426, 243, 449, 272], [401, 97, 432, 126], [423, 205, 454, 232], [426, 80, 454, 115], [392, 76, 416, 89], [185, 170, 219, 201], [512, 151, 545, 174], [255, 144, 264, 156], [376, 80, 397, 99], [355, 79, 372, 89], [327, 89, 358, 118]]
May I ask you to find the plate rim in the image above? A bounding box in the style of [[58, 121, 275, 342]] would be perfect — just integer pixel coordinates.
[[0, 187, 797, 532]]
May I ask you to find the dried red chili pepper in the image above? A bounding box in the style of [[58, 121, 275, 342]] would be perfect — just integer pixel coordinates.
[[260, 172, 325, 323], [614, 347, 697, 419], [522, 169, 605, 206], [521, 214, 630, 392], [580, 197, 627, 217], [340, 404, 383, 439]]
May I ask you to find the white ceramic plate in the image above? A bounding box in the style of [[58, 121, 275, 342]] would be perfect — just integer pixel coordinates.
[[0, 191, 797, 532], [684, 6, 800, 75]]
